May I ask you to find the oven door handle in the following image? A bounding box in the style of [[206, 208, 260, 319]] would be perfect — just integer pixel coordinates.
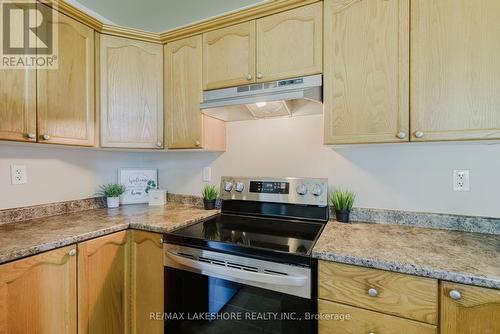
[[166, 251, 308, 287]]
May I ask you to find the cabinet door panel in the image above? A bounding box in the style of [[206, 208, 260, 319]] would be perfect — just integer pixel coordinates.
[[78, 231, 130, 334], [130, 231, 163, 334], [165, 35, 203, 148], [37, 6, 95, 146], [0, 246, 77, 334], [100, 35, 163, 148], [203, 21, 256, 90], [441, 282, 500, 334], [324, 0, 409, 144], [256, 3, 322, 82], [411, 0, 500, 141]]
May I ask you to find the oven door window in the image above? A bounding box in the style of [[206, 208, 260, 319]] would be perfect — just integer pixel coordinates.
[[165, 267, 313, 334]]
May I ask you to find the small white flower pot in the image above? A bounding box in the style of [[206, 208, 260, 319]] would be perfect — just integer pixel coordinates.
[[107, 197, 120, 208]]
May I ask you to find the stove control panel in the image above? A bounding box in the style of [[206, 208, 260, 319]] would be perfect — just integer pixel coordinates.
[[220, 177, 328, 206]]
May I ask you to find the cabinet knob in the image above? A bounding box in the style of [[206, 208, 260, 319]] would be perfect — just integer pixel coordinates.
[[397, 131, 407, 139], [68, 249, 77, 256], [368, 332, 375, 334], [449, 289, 461, 300], [414, 131, 424, 138], [257, 72, 263, 79], [195, 140, 201, 147], [246, 74, 252, 80], [160, 238, 164, 244], [26, 133, 36, 139], [41, 134, 50, 140], [368, 288, 378, 297], [156, 142, 163, 148]]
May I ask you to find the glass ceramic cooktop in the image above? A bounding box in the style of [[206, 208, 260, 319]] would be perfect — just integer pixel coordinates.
[[169, 214, 323, 256]]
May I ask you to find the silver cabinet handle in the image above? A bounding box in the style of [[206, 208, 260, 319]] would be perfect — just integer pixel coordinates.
[[257, 72, 263, 79], [368, 288, 378, 297], [195, 140, 201, 147], [414, 131, 424, 138], [26, 133, 36, 139], [156, 142, 163, 148], [41, 134, 50, 140], [397, 131, 407, 139], [368, 332, 375, 334], [68, 249, 77, 256], [449, 289, 461, 300], [160, 238, 164, 244], [246, 74, 252, 80]]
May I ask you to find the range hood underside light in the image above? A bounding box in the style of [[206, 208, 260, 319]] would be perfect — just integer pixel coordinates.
[[200, 74, 323, 122]]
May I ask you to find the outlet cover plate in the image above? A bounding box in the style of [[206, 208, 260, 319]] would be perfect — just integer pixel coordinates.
[[453, 170, 470, 191], [11, 165, 27, 185]]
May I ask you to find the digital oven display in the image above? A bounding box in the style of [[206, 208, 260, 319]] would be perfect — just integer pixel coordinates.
[[249, 181, 289, 194]]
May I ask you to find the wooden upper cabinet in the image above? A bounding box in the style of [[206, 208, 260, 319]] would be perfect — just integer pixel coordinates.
[[440, 282, 500, 334], [165, 35, 226, 150], [411, 0, 500, 141], [78, 231, 130, 334], [0, 245, 77, 334], [37, 6, 95, 146], [256, 3, 322, 82], [130, 231, 164, 334], [203, 21, 256, 90], [323, 0, 409, 144], [100, 35, 164, 148], [0, 68, 36, 142]]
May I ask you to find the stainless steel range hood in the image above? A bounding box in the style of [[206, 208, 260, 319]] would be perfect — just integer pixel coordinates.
[[200, 74, 322, 122]]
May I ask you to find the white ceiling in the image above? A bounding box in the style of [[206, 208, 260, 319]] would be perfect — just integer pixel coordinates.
[[72, 0, 264, 32]]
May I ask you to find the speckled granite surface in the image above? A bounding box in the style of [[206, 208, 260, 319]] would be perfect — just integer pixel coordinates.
[[0, 203, 219, 265], [313, 221, 500, 289]]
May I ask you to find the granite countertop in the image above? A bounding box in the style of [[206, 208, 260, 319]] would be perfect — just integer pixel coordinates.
[[0, 203, 219, 265], [313, 221, 500, 289]]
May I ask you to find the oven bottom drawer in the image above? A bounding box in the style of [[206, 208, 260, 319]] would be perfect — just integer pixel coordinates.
[[165, 267, 315, 334]]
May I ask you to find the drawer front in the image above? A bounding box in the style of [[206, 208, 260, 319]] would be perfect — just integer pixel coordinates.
[[319, 261, 438, 324], [318, 299, 437, 334]]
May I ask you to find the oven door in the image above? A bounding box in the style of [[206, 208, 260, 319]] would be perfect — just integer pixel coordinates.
[[164, 244, 315, 334]]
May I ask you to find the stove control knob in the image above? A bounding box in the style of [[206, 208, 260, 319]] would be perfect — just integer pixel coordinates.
[[235, 182, 245, 193], [310, 184, 323, 197], [296, 184, 308, 195], [223, 181, 234, 192]]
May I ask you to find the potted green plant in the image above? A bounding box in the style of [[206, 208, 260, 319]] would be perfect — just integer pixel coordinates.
[[202, 184, 218, 210], [98, 183, 126, 208], [330, 189, 356, 223]]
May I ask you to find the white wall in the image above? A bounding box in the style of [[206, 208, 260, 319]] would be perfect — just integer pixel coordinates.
[[2, 114, 499, 217], [149, 115, 500, 218]]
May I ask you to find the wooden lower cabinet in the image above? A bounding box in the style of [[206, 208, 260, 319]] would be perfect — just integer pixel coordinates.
[[0, 245, 77, 334], [78, 231, 131, 334], [130, 230, 164, 334], [318, 299, 437, 334], [440, 281, 500, 334]]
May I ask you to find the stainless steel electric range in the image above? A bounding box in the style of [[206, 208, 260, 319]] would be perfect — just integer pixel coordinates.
[[163, 177, 329, 334]]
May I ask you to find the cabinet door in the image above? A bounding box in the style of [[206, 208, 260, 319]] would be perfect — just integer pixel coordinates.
[[203, 21, 256, 90], [0, 246, 77, 334], [78, 231, 130, 334], [165, 36, 226, 150], [441, 282, 500, 334], [100, 35, 163, 148], [411, 0, 500, 141], [130, 231, 163, 334], [323, 0, 409, 144], [0, 71, 36, 142], [256, 3, 322, 82], [37, 6, 95, 146]]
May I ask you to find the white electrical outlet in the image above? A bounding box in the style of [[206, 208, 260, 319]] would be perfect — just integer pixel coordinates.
[[453, 170, 470, 191], [203, 167, 211, 182], [11, 165, 27, 185]]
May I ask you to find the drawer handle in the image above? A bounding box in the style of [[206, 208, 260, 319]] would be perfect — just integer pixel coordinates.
[[368, 332, 375, 334], [449, 289, 461, 300], [368, 288, 378, 297]]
